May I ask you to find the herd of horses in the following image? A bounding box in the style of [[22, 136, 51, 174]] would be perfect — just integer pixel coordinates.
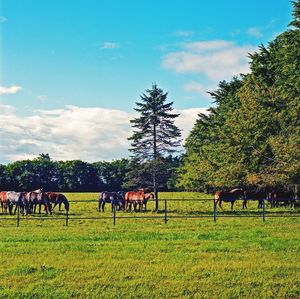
[[0, 187, 298, 216], [215, 187, 299, 210], [0, 189, 69, 216], [0, 189, 154, 216], [98, 190, 154, 212]]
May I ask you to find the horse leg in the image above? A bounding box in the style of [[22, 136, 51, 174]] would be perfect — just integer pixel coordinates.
[[231, 201, 234, 210], [242, 200, 247, 209], [102, 202, 105, 212], [291, 199, 295, 208], [9, 204, 13, 215]]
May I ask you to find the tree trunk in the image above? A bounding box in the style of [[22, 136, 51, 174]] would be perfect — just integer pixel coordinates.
[[153, 123, 158, 210]]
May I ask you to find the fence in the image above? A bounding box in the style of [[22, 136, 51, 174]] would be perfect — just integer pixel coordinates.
[[1, 196, 299, 227]]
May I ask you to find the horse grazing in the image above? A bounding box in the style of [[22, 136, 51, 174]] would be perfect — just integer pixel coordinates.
[[215, 188, 244, 210], [243, 187, 271, 209], [116, 191, 126, 211], [7, 191, 29, 215], [26, 190, 51, 215], [98, 191, 118, 212], [272, 189, 296, 208], [46, 192, 69, 212], [125, 191, 154, 212], [0, 191, 9, 214]]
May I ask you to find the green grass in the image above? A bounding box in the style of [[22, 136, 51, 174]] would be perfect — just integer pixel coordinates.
[[0, 192, 300, 298]]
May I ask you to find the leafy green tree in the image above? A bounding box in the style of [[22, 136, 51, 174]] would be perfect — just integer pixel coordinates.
[[93, 159, 129, 191], [58, 160, 100, 192], [0, 164, 8, 190], [128, 84, 181, 209], [177, 1, 300, 191]]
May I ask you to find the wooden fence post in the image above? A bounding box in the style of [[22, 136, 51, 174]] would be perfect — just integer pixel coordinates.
[[262, 198, 266, 222], [213, 197, 217, 222], [17, 205, 20, 227], [113, 202, 116, 226], [164, 199, 168, 224]]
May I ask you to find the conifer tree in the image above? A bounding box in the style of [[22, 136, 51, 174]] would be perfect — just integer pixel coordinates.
[[128, 84, 181, 209]]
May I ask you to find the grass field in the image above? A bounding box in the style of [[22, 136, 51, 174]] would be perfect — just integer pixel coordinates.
[[1, 192, 300, 298]]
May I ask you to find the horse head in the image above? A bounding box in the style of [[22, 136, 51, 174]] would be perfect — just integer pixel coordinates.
[[41, 192, 52, 215]]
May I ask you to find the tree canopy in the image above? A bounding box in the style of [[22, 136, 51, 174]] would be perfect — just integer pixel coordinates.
[[177, 1, 300, 191]]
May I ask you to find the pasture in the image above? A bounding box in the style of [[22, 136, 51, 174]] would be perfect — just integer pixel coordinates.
[[1, 192, 300, 298]]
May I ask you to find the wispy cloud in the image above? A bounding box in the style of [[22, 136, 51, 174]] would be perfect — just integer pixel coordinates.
[[184, 82, 211, 96], [0, 105, 205, 163], [162, 40, 255, 80], [0, 85, 22, 95], [0, 16, 7, 23], [247, 27, 263, 38], [101, 42, 120, 49], [174, 30, 194, 37], [37, 95, 48, 102]]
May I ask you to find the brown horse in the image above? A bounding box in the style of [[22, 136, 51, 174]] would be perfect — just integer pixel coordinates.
[[125, 191, 154, 212], [46, 192, 70, 212], [0, 191, 8, 214], [215, 188, 245, 210]]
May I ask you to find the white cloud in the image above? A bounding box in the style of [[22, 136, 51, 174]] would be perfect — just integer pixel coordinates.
[[162, 40, 256, 80], [247, 27, 263, 38], [184, 40, 233, 52], [0, 16, 7, 23], [175, 108, 209, 141], [184, 82, 210, 95], [37, 95, 47, 102], [101, 42, 120, 49], [174, 31, 194, 37], [0, 85, 22, 95], [0, 105, 205, 163]]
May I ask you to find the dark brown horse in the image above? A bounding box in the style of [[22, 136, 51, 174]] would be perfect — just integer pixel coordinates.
[[243, 187, 271, 209], [272, 189, 296, 208], [46, 192, 70, 212], [215, 188, 244, 210]]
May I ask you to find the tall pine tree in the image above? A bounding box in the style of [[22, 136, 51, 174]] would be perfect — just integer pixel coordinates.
[[128, 84, 181, 209]]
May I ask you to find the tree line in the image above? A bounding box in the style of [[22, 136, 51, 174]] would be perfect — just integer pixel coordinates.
[[0, 153, 181, 192], [176, 1, 300, 192]]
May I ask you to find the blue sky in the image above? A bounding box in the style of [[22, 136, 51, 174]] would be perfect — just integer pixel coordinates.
[[0, 0, 293, 163]]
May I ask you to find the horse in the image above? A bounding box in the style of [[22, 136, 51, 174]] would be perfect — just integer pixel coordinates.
[[26, 190, 52, 215], [6, 191, 28, 215], [98, 191, 118, 212], [215, 188, 244, 210], [125, 191, 154, 212], [272, 189, 296, 208], [116, 191, 126, 211], [0, 191, 9, 214], [46, 192, 70, 212], [243, 187, 271, 209]]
